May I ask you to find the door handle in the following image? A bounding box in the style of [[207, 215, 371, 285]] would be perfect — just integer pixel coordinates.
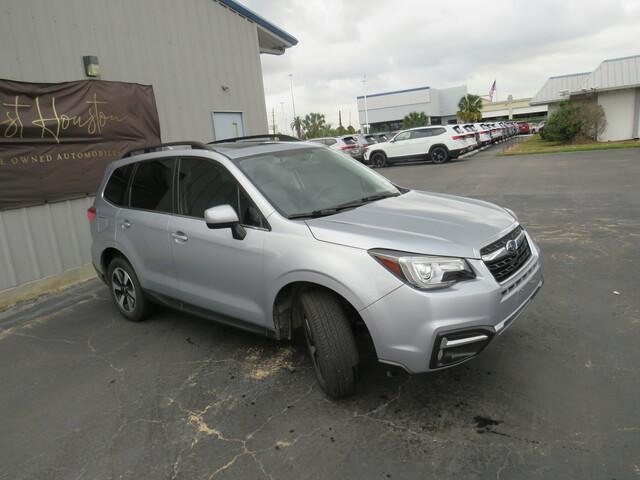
[[121, 220, 131, 230], [171, 231, 189, 243]]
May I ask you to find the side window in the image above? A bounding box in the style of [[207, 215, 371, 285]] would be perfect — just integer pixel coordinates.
[[410, 129, 430, 139], [394, 132, 410, 141], [104, 164, 134, 206], [130, 159, 174, 213], [178, 157, 263, 228], [325, 138, 337, 146], [431, 127, 446, 136]]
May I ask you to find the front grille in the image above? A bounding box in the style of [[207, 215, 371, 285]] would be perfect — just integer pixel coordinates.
[[482, 226, 532, 283]]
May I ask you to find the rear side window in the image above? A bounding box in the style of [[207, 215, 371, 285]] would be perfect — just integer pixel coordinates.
[[130, 158, 175, 213], [430, 127, 446, 136], [342, 137, 356, 145], [104, 164, 134, 206], [325, 138, 337, 146]]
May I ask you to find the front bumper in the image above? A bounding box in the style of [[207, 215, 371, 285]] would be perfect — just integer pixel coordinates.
[[359, 238, 542, 373]]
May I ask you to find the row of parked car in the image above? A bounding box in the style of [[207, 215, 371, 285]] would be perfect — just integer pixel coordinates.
[[310, 121, 522, 168]]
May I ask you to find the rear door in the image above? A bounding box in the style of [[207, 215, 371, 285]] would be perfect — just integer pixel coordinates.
[[168, 156, 269, 328], [116, 157, 177, 295]]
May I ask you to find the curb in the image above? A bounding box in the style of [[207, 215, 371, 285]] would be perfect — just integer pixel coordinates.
[[0, 264, 97, 312]]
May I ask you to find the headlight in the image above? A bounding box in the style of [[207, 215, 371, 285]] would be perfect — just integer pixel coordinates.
[[503, 207, 518, 221], [369, 249, 475, 290]]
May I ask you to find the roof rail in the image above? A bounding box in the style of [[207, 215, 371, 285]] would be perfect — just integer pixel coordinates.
[[122, 141, 213, 158], [209, 134, 300, 144]]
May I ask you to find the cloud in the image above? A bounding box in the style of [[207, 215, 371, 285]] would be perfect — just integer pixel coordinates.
[[243, 0, 640, 129]]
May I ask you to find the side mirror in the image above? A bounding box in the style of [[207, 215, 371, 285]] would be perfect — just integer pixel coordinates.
[[204, 205, 246, 240]]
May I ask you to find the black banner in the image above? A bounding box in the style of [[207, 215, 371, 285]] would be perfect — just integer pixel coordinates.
[[0, 79, 161, 209]]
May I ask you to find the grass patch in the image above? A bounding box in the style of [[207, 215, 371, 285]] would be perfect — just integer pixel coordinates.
[[501, 134, 640, 156]]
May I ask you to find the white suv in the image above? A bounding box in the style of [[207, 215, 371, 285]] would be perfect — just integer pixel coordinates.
[[363, 126, 467, 168]]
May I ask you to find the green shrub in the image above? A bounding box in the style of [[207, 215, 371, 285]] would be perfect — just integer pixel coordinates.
[[542, 100, 606, 142], [542, 100, 583, 142]]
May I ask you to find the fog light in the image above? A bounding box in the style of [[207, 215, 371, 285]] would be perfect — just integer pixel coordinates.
[[430, 328, 494, 369]]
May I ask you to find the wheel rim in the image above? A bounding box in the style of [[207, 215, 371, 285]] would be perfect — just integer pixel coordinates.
[[303, 316, 327, 388], [433, 148, 446, 163], [111, 267, 136, 313], [373, 154, 384, 167]]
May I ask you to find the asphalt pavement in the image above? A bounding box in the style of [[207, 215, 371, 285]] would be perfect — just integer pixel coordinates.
[[1, 145, 639, 479]]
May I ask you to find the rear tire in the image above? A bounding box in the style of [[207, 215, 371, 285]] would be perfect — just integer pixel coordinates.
[[430, 146, 449, 164], [107, 257, 151, 322], [370, 152, 387, 168], [298, 289, 360, 398]]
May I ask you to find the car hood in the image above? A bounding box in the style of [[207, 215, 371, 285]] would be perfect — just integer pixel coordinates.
[[305, 190, 517, 259], [370, 141, 391, 150]]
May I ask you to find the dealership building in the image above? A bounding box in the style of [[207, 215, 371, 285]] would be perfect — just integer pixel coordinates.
[[356, 85, 467, 131], [481, 97, 547, 121], [531, 54, 640, 141], [0, 0, 296, 293]]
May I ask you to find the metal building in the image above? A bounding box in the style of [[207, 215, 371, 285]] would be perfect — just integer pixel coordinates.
[[531, 55, 640, 141], [356, 85, 467, 131], [0, 0, 296, 293]]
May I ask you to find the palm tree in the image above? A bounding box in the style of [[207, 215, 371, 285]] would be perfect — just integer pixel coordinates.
[[457, 94, 483, 122], [402, 111, 428, 129], [290, 116, 303, 139], [301, 112, 328, 139]]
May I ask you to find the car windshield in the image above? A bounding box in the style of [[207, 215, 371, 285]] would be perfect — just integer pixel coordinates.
[[235, 146, 402, 218]]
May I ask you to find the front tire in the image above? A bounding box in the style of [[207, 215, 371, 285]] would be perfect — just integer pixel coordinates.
[[298, 289, 360, 398], [430, 146, 449, 164], [370, 151, 387, 168], [107, 257, 151, 322]]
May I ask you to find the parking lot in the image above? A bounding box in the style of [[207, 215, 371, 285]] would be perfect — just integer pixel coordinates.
[[1, 147, 638, 479]]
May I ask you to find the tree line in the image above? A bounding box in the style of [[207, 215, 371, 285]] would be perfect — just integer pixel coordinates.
[[288, 93, 486, 139], [290, 113, 357, 139]]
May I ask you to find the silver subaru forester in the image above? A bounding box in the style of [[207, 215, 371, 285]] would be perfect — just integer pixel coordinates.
[[90, 138, 542, 397]]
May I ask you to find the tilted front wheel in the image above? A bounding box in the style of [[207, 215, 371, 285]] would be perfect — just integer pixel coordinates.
[[370, 152, 387, 168], [298, 289, 360, 398], [107, 257, 151, 322]]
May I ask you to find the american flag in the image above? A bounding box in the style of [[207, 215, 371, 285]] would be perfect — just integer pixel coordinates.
[[489, 80, 496, 101]]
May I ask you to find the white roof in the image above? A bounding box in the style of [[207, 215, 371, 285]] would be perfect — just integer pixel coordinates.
[[588, 54, 640, 91], [531, 72, 591, 105], [531, 54, 640, 105]]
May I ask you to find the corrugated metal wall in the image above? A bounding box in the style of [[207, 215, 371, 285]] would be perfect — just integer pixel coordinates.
[[0, 0, 273, 291], [0, 197, 94, 291]]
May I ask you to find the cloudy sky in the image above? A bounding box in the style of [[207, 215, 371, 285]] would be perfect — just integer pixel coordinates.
[[243, 0, 640, 132]]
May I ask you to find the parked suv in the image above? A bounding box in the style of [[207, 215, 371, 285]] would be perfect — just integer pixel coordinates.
[[308, 135, 363, 160], [363, 126, 468, 167], [90, 138, 543, 397]]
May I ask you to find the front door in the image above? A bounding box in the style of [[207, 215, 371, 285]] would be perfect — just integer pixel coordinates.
[[386, 131, 413, 158], [212, 112, 245, 140], [168, 156, 268, 328]]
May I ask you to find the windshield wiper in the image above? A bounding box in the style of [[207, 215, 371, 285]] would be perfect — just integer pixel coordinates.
[[287, 192, 402, 220]]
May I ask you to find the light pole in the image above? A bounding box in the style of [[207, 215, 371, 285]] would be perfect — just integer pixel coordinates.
[[279, 101, 287, 134], [361, 75, 369, 134], [288, 73, 296, 123]]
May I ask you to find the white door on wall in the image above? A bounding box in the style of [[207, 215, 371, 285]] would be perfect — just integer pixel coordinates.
[[212, 112, 244, 140]]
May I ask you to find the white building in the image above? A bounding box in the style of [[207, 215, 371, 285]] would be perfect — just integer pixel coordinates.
[[531, 55, 640, 141], [356, 85, 467, 131]]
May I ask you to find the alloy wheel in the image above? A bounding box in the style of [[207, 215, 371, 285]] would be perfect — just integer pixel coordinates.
[[111, 267, 136, 313], [432, 148, 447, 163]]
